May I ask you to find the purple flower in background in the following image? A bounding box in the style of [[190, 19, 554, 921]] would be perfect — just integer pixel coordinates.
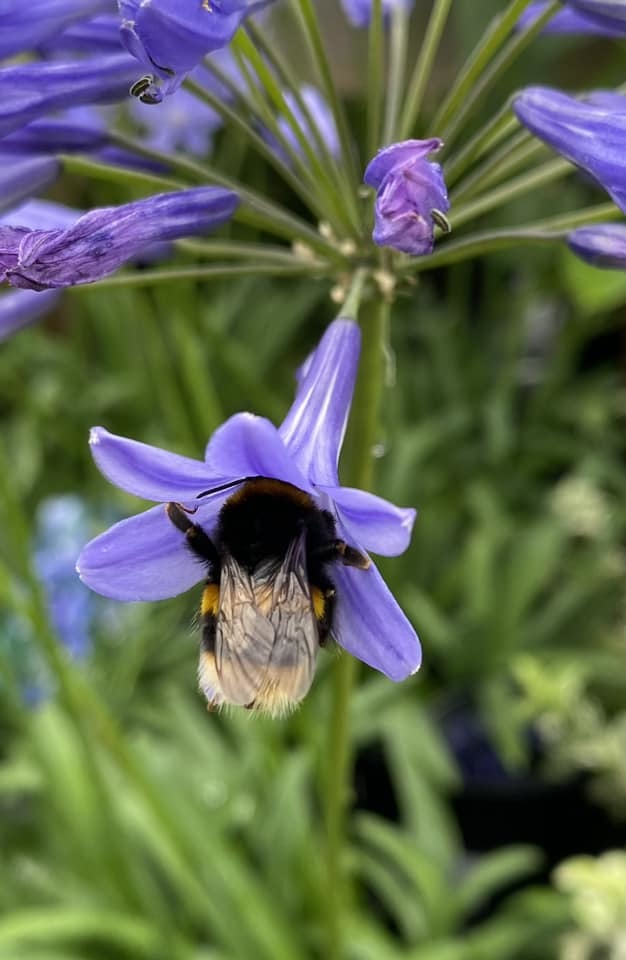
[[341, 0, 414, 28], [278, 85, 340, 162], [0, 116, 108, 157], [513, 87, 626, 213], [0, 54, 138, 139], [0, 288, 61, 341], [0, 199, 80, 232], [567, 223, 626, 268], [518, 1, 626, 35], [78, 319, 421, 688], [566, 0, 626, 24], [0, 187, 238, 290], [585, 90, 626, 110], [0, 0, 113, 59], [119, 0, 274, 103], [364, 139, 450, 255], [38, 14, 123, 54], [0, 155, 59, 215]]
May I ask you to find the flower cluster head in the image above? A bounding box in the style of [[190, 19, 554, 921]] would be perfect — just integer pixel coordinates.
[[364, 139, 450, 256], [78, 319, 421, 709]]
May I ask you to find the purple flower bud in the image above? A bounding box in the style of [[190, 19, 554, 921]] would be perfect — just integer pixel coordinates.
[[119, 0, 275, 103], [0, 117, 108, 156], [567, 223, 626, 268], [0, 0, 113, 59], [0, 288, 61, 341], [0, 187, 238, 290], [513, 86, 626, 214], [363, 139, 450, 256], [0, 54, 138, 140], [518, 1, 626, 35], [0, 155, 59, 215], [341, 0, 414, 28]]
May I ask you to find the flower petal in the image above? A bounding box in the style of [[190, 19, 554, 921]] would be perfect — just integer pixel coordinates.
[[205, 413, 313, 493], [77, 503, 211, 601], [89, 426, 222, 502], [0, 288, 61, 341], [279, 319, 360, 485], [320, 485, 416, 556], [332, 559, 421, 681], [364, 138, 443, 189]]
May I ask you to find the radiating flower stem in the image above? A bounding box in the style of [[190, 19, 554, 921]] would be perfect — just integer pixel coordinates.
[[450, 131, 541, 203], [366, 0, 385, 159], [323, 269, 389, 960], [382, 5, 409, 145], [439, 0, 560, 146], [399, 0, 453, 140], [451, 157, 570, 228], [68, 261, 327, 292], [443, 105, 519, 184], [432, 0, 534, 134]]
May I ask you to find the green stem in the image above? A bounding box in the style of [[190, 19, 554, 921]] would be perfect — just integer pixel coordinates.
[[440, 0, 559, 145], [399, 0, 453, 139], [67, 262, 328, 292], [443, 105, 519, 184], [324, 274, 388, 960], [432, 0, 534, 134], [451, 157, 570, 229], [367, 0, 385, 158], [450, 133, 542, 203], [398, 202, 621, 272], [382, 5, 409, 145], [106, 132, 346, 262], [175, 239, 324, 266]]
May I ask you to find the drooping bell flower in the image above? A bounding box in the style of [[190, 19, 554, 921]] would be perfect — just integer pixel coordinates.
[[363, 139, 450, 256], [77, 319, 421, 708], [567, 223, 626, 268]]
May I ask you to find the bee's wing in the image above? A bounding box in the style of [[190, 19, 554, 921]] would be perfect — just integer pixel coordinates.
[[214, 531, 318, 708]]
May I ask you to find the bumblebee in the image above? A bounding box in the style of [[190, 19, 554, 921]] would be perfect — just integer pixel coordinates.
[[167, 478, 369, 715]]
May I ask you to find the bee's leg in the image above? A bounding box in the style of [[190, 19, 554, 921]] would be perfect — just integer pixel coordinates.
[[166, 501, 220, 568], [313, 539, 371, 570], [311, 574, 336, 646]]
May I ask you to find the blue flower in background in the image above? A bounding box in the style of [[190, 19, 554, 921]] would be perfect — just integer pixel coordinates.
[[364, 139, 449, 255], [0, 289, 62, 341], [38, 14, 123, 54], [0, 187, 238, 290], [78, 319, 421, 684], [513, 86, 626, 213], [518, 1, 626, 35], [566, 0, 626, 24], [0, 155, 59, 215], [119, 0, 275, 103], [0, 0, 113, 59], [277, 85, 341, 163], [567, 223, 626, 268], [341, 0, 414, 28]]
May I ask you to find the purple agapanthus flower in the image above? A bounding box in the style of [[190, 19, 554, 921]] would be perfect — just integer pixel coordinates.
[[0, 288, 61, 341], [0, 187, 238, 290], [513, 87, 626, 214], [518, 0, 626, 35], [0, 0, 114, 59], [363, 139, 450, 256], [77, 319, 421, 688], [278, 85, 340, 163], [567, 223, 626, 268], [38, 14, 123, 54], [119, 0, 274, 103], [0, 54, 138, 140], [0, 155, 59, 215], [341, 0, 414, 28], [566, 0, 626, 24]]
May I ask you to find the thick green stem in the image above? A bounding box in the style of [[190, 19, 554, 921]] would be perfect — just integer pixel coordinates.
[[67, 261, 327, 292], [324, 277, 388, 960]]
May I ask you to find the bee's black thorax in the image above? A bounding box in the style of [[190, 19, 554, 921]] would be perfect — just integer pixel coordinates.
[[216, 478, 336, 580]]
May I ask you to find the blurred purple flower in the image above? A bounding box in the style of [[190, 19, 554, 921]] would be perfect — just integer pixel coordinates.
[[513, 86, 626, 213], [0, 0, 113, 59], [0, 288, 61, 341], [341, 0, 414, 28], [78, 319, 421, 683], [38, 14, 123, 54], [0, 54, 138, 139], [0, 187, 238, 290], [585, 90, 626, 110], [0, 155, 59, 215], [363, 138, 449, 255], [566, 0, 626, 24], [0, 199, 80, 231], [277, 85, 340, 163], [119, 0, 274, 103], [567, 223, 626, 267], [518, 1, 626, 35]]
